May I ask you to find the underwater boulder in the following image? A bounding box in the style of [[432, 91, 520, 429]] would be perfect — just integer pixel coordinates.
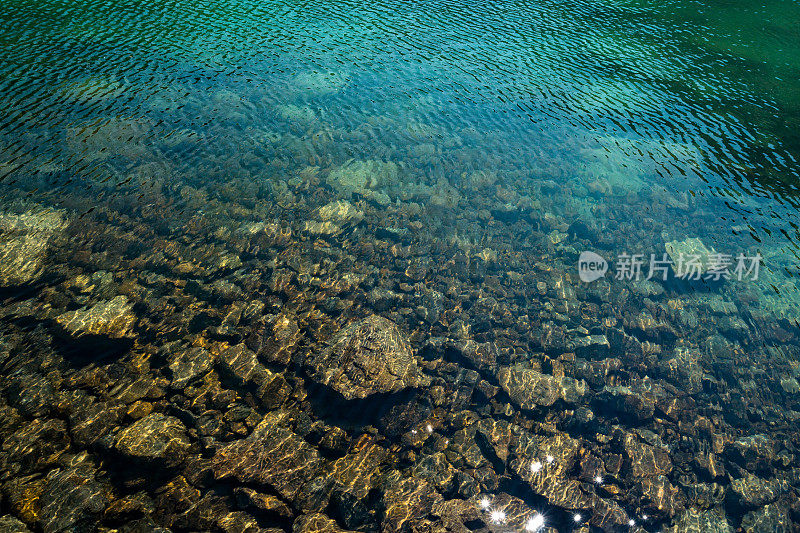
[[114, 413, 190, 467], [325, 159, 398, 206], [309, 315, 429, 400], [56, 295, 137, 339], [212, 410, 322, 503], [0, 208, 67, 287], [665, 507, 733, 533]]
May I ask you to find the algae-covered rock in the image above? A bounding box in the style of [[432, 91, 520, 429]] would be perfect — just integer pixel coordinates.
[[56, 295, 136, 338], [0, 208, 67, 287], [310, 315, 428, 399]]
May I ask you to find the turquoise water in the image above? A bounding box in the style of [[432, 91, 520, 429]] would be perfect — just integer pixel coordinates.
[[0, 0, 799, 531]]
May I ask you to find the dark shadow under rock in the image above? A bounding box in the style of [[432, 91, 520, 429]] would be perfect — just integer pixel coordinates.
[[52, 330, 134, 364], [305, 380, 429, 438]]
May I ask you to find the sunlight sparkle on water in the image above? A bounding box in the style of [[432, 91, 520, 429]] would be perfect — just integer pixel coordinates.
[[524, 513, 545, 532]]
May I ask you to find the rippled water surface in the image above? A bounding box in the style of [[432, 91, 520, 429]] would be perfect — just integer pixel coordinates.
[[1, 0, 799, 531]]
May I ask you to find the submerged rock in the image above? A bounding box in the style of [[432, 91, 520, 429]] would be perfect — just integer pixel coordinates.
[[114, 413, 191, 467], [730, 474, 786, 508], [381, 477, 442, 533], [326, 159, 398, 206], [635, 475, 684, 518], [664, 237, 716, 277], [305, 200, 364, 236], [167, 345, 213, 389], [597, 385, 656, 421], [741, 503, 790, 533], [38, 453, 110, 533], [622, 433, 672, 478], [317, 199, 363, 226], [310, 315, 428, 399], [666, 508, 733, 533], [258, 313, 302, 365], [56, 295, 137, 338], [212, 411, 322, 503], [498, 365, 584, 409], [294, 512, 357, 533], [0, 208, 67, 287], [0, 515, 31, 532], [293, 70, 350, 95]]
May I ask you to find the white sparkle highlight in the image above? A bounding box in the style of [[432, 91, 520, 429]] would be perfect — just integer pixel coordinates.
[[594, 475, 604, 484], [479, 497, 491, 510], [628, 518, 636, 526], [490, 510, 506, 524], [426, 424, 433, 433], [530, 461, 543, 473], [545, 454, 554, 464], [573, 513, 582, 523], [642, 514, 648, 520], [525, 513, 545, 531]]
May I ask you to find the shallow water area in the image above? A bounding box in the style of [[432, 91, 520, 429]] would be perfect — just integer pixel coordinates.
[[0, 0, 799, 531]]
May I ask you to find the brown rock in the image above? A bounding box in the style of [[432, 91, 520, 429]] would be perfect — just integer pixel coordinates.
[[293, 512, 357, 533], [623, 433, 672, 478], [212, 411, 322, 503], [382, 477, 442, 533], [114, 413, 191, 467], [310, 315, 428, 399], [56, 295, 136, 338]]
